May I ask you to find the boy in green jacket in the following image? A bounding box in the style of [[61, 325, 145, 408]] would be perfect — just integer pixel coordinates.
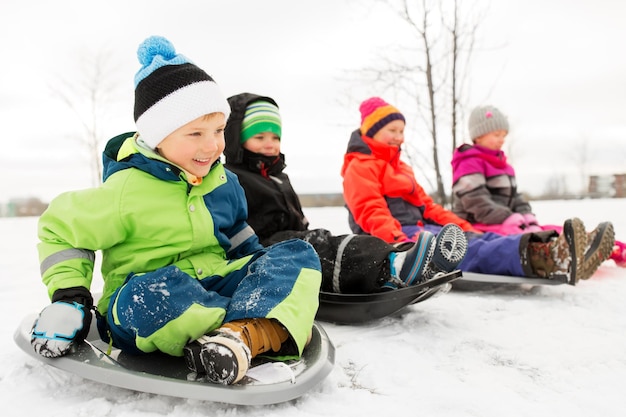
[[30, 36, 322, 386]]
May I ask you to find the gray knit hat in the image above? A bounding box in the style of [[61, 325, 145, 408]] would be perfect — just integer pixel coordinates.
[[468, 105, 509, 141]]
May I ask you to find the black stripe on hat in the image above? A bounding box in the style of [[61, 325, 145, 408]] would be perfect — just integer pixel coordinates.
[[365, 113, 406, 138], [134, 63, 215, 121]]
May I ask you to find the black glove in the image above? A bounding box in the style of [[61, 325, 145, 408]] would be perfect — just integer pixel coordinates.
[[31, 287, 93, 358]]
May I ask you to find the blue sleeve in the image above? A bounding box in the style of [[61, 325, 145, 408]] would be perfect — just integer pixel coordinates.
[[203, 169, 263, 259]]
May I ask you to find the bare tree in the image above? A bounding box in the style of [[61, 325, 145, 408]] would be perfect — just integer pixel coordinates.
[[542, 173, 569, 199], [49, 47, 124, 187], [382, 0, 448, 204], [344, 0, 486, 205], [442, 0, 482, 151]]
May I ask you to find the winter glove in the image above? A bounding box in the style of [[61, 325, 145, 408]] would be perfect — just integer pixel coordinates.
[[31, 287, 93, 358], [502, 213, 526, 232], [522, 213, 538, 225], [522, 213, 542, 232]]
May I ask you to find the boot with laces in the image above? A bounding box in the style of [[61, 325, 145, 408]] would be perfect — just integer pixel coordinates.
[[184, 318, 290, 385], [526, 217, 586, 285], [579, 221, 615, 279]]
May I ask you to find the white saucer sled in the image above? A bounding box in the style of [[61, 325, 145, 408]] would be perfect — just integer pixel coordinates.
[[14, 313, 335, 405]]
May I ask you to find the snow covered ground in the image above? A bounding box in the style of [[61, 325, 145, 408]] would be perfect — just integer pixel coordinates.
[[1, 198, 625, 416]]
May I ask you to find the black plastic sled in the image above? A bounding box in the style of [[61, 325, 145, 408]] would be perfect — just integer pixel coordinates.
[[14, 313, 335, 405], [316, 270, 462, 325]]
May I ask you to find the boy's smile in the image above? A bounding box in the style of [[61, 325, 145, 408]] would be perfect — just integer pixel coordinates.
[[156, 113, 226, 178]]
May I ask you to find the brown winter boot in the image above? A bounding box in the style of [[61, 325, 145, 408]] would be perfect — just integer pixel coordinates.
[[183, 318, 290, 385], [580, 222, 615, 280], [526, 218, 587, 285], [221, 318, 290, 357]]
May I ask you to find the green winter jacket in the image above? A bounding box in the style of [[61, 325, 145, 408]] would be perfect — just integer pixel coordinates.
[[38, 133, 262, 315]]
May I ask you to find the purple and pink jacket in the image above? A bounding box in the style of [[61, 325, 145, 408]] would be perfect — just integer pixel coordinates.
[[451, 144, 532, 229]]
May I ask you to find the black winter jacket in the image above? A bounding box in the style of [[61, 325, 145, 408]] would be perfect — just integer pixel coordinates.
[[224, 93, 309, 244]]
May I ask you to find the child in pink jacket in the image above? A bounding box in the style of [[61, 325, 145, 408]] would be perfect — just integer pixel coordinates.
[[451, 105, 625, 267]]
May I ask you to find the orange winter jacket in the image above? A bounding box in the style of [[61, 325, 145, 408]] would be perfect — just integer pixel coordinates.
[[341, 130, 474, 243]]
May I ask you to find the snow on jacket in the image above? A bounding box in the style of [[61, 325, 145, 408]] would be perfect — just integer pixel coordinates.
[[451, 143, 532, 224], [341, 129, 474, 243], [38, 132, 262, 315], [224, 93, 308, 243]]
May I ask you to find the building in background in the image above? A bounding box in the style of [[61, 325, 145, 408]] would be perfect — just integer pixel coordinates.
[[588, 174, 626, 198], [0, 198, 48, 217]]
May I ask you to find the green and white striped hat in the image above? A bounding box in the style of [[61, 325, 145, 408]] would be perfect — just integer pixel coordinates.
[[241, 101, 282, 143]]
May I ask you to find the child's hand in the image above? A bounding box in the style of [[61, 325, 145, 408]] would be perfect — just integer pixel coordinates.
[[503, 213, 526, 232], [30, 301, 92, 358], [522, 213, 542, 232], [523, 213, 539, 226]]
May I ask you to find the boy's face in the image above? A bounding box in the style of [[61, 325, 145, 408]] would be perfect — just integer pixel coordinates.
[[474, 129, 507, 151], [372, 119, 405, 147], [156, 113, 226, 178], [242, 132, 281, 157]]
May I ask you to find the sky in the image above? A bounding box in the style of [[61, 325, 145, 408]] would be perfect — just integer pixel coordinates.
[[2, 0, 626, 202], [2, 198, 626, 416]]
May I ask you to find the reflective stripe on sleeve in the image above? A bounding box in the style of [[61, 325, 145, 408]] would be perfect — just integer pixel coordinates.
[[229, 226, 256, 250], [40, 248, 96, 276]]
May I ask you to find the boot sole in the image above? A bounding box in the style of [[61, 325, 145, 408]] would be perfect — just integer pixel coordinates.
[[432, 224, 468, 271], [579, 222, 615, 280], [398, 225, 468, 286], [563, 218, 587, 285]]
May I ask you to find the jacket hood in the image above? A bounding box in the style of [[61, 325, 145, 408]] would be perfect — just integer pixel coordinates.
[[346, 129, 371, 154], [224, 92, 279, 165], [101, 132, 185, 183]]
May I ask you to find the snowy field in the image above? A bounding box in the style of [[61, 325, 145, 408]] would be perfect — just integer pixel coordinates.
[[1, 198, 625, 417]]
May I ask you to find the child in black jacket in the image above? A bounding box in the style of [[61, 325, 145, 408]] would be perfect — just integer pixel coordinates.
[[223, 93, 468, 293]]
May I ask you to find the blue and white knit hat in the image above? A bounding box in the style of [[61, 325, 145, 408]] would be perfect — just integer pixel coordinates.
[[133, 36, 231, 149]]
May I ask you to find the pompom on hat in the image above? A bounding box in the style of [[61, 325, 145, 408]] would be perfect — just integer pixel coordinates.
[[468, 105, 509, 141], [240, 100, 282, 144], [133, 35, 231, 149], [359, 97, 405, 138]]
